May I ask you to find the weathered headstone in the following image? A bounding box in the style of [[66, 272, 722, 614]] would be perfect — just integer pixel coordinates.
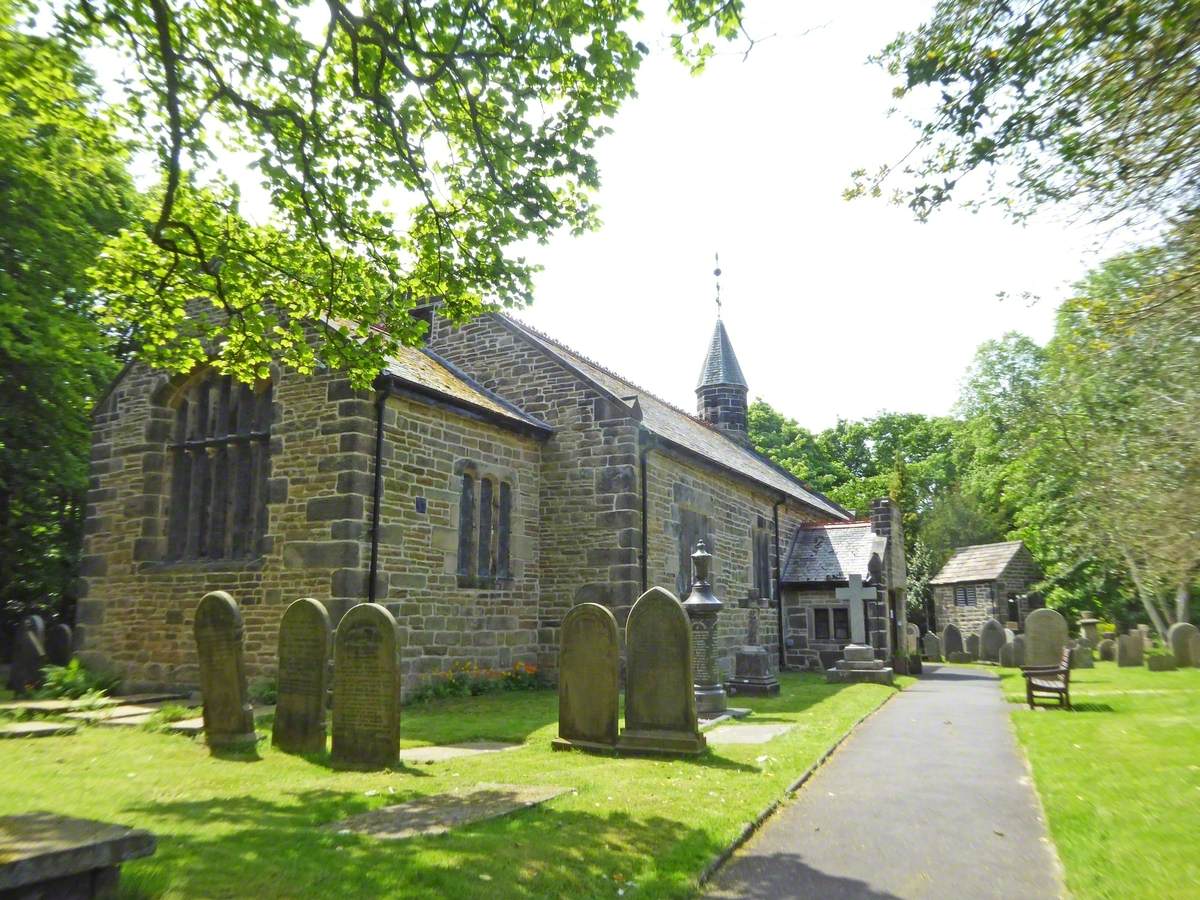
[[1167, 622, 1199, 668], [331, 602, 401, 768], [1190, 633, 1200, 671], [965, 634, 980, 660], [1147, 654, 1177, 672], [999, 642, 1015, 668], [1011, 634, 1026, 667], [1024, 608, 1068, 668], [1117, 632, 1143, 667], [7, 616, 47, 695], [979, 619, 1005, 663], [905, 623, 920, 655], [617, 587, 705, 755], [1098, 638, 1116, 662], [553, 602, 619, 751], [922, 631, 942, 661], [194, 591, 256, 748], [941, 623, 964, 658], [725, 605, 780, 697], [1079, 613, 1100, 648], [272, 597, 332, 755], [1004, 627, 1015, 644], [1068, 640, 1094, 668], [44, 623, 73, 667]]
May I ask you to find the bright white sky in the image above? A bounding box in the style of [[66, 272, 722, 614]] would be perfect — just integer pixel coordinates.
[[515, 0, 1117, 431]]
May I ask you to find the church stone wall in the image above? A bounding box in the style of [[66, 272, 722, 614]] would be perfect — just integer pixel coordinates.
[[78, 363, 375, 690], [373, 392, 542, 695], [428, 315, 642, 678]]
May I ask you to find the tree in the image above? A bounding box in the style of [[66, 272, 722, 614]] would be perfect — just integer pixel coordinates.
[[40, 0, 751, 385], [0, 8, 134, 625], [854, 0, 1200, 225]]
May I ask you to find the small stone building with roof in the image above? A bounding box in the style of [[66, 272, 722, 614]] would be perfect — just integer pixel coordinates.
[[929, 540, 1043, 634], [79, 305, 911, 696]]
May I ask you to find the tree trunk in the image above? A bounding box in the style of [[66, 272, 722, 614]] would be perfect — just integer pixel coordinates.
[[1122, 549, 1171, 639], [1177, 582, 1192, 625]]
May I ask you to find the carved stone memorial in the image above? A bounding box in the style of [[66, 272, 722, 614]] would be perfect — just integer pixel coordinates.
[[617, 587, 705, 756], [1024, 608, 1068, 669], [941, 623, 964, 658], [193, 591, 256, 748], [331, 602, 400, 769], [45, 623, 73, 667], [272, 598, 332, 755], [726, 605, 780, 697], [922, 631, 942, 661], [552, 602, 619, 752]]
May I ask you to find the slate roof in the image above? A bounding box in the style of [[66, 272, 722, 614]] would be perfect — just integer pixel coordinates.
[[697, 320, 748, 388], [383, 344, 552, 435], [499, 316, 848, 520], [929, 541, 1025, 585], [781, 522, 885, 584]]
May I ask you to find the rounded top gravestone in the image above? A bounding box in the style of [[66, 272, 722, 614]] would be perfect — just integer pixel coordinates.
[[979, 619, 1005, 663], [941, 624, 964, 656], [331, 602, 401, 769], [965, 634, 981, 660], [273, 598, 332, 755], [1024, 608, 1069, 668], [44, 623, 73, 667], [193, 591, 256, 748], [1167, 622, 1199, 668], [1011, 634, 1027, 667], [555, 602, 619, 751], [624, 587, 696, 735], [922, 631, 942, 661]]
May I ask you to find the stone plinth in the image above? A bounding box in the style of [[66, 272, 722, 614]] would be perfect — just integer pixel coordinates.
[[826, 644, 894, 685], [725, 606, 779, 697]]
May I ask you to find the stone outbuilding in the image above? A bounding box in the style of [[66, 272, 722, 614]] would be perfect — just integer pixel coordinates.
[[78, 306, 874, 697], [929, 540, 1042, 635]]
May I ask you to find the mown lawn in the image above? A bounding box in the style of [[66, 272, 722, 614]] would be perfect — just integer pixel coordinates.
[[0, 673, 907, 899], [993, 661, 1200, 900]]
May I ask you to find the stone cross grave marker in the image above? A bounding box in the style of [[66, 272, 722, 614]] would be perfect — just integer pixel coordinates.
[[836, 574, 875, 645], [617, 587, 705, 755], [45, 623, 73, 667], [7, 616, 46, 695], [553, 602, 619, 752], [941, 623, 963, 657], [980, 619, 1005, 663], [272, 598, 332, 755], [922, 631, 942, 661], [332, 602, 400, 769], [193, 591, 256, 749], [1167, 622, 1199, 668], [1024, 608, 1068, 668]]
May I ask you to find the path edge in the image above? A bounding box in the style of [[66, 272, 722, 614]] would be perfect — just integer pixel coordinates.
[[696, 683, 905, 887]]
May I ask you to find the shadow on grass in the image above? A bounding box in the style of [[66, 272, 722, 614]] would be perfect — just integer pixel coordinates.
[[120, 789, 730, 898]]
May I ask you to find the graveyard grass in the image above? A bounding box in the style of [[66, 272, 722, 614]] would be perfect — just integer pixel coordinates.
[[0, 672, 909, 899], [995, 660, 1200, 900]]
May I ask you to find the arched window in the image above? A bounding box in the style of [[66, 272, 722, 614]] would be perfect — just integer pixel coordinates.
[[166, 372, 272, 560]]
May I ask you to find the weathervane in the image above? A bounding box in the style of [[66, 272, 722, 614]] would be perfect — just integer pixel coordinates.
[[714, 252, 722, 318]]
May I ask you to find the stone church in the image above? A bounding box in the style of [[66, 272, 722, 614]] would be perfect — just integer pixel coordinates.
[[78, 306, 907, 695]]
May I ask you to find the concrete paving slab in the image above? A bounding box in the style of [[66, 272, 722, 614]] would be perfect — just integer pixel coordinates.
[[0, 722, 79, 739], [704, 723, 794, 746], [0, 698, 118, 714], [326, 784, 572, 840], [62, 703, 168, 722], [705, 666, 1065, 900], [397, 741, 522, 763]]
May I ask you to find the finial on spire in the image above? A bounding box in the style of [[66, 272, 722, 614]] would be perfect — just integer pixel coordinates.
[[713, 252, 722, 318]]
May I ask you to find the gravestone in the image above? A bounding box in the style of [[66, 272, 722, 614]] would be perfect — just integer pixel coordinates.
[[837, 574, 875, 645], [331, 602, 401, 768], [1098, 638, 1116, 662], [1117, 632, 1143, 667], [44, 623, 73, 667], [1024, 608, 1068, 668], [922, 631, 942, 661], [1011, 634, 1027, 667], [7, 616, 47, 695], [1068, 640, 1093, 668], [726, 605, 780, 697], [1167, 622, 1199, 668], [680, 541, 726, 715], [617, 587, 705, 755], [1004, 628, 1015, 644], [0, 813, 156, 898], [272, 597, 332, 755], [941, 623, 964, 658], [826, 575, 892, 685], [1079, 613, 1100, 648], [193, 591, 256, 748], [1147, 654, 1177, 672], [1137, 624, 1152, 650], [999, 642, 1015, 668], [965, 634, 980, 660], [979, 619, 1005, 663], [905, 623, 920, 654], [1190, 633, 1200, 671], [553, 602, 619, 751]]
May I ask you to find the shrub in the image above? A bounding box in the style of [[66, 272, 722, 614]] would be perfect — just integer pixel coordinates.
[[408, 661, 542, 704], [36, 660, 120, 699], [143, 704, 196, 732], [249, 678, 277, 705]]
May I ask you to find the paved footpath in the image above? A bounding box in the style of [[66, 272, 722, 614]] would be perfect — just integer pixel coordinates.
[[706, 666, 1065, 899]]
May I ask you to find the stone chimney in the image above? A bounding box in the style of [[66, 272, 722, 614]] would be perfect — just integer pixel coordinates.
[[870, 497, 907, 593], [695, 319, 749, 442]]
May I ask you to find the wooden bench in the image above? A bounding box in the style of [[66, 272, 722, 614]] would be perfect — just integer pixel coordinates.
[[1022, 646, 1073, 709]]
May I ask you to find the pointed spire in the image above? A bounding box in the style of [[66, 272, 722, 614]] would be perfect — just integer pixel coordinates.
[[696, 319, 748, 390]]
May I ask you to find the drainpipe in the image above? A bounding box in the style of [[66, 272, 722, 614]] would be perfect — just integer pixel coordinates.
[[639, 434, 652, 591], [368, 377, 392, 604], [773, 496, 785, 670]]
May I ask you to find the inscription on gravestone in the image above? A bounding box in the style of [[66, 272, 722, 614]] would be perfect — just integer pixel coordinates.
[[194, 591, 256, 748], [332, 603, 400, 769], [553, 603, 619, 751], [273, 598, 332, 755]]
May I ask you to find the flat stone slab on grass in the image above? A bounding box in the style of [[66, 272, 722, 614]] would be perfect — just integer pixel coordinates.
[[165, 705, 274, 735], [698, 708, 751, 728], [116, 692, 192, 705], [704, 723, 794, 746], [0, 722, 79, 739], [0, 698, 118, 714], [62, 703, 171, 723], [0, 812, 156, 895], [326, 784, 572, 841], [398, 741, 521, 763]]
